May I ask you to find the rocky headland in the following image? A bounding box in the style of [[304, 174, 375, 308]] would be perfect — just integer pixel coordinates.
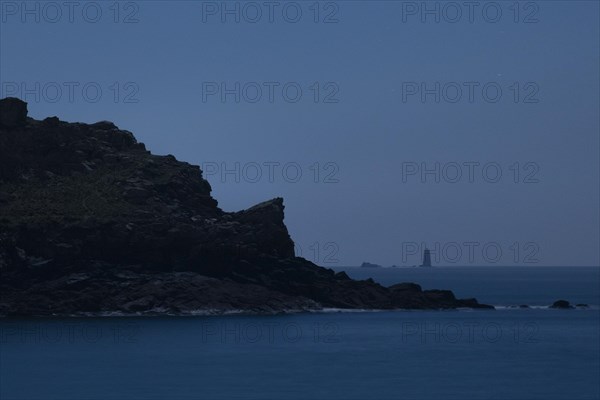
[[0, 98, 493, 316]]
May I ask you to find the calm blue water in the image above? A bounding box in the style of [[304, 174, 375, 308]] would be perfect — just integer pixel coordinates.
[[1, 267, 599, 400]]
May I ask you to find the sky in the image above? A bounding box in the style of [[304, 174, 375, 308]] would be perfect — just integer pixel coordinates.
[[1, 1, 599, 266]]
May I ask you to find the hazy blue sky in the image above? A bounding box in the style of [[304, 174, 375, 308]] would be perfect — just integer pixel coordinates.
[[1, 1, 598, 266]]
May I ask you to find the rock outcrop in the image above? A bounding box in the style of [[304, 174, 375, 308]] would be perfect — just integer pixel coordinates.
[[0, 98, 493, 316], [0, 97, 27, 128], [550, 300, 574, 309]]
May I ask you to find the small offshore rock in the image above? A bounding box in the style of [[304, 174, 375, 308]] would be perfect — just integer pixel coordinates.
[[550, 299, 574, 309]]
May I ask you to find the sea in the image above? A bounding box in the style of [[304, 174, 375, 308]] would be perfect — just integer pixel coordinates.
[[1, 266, 598, 400]]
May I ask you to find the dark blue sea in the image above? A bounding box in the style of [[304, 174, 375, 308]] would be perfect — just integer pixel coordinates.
[[1, 267, 599, 400]]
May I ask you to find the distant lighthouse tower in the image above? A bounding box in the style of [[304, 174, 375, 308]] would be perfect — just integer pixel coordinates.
[[420, 248, 432, 267]]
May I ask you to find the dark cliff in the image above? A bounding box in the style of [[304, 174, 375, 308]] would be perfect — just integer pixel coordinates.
[[0, 98, 492, 316]]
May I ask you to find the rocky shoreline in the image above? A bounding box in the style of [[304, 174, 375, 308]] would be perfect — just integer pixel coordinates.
[[0, 97, 493, 317]]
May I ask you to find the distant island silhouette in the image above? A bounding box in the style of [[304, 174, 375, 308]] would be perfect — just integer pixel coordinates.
[[360, 262, 382, 268]]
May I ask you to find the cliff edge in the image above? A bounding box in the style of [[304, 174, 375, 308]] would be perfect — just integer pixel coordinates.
[[0, 98, 492, 316]]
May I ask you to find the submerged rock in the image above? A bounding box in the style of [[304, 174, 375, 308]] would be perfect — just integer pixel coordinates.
[[0, 98, 493, 316]]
